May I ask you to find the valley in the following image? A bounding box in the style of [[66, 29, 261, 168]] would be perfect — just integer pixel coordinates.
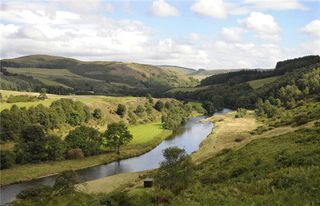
[[0, 55, 319, 205]]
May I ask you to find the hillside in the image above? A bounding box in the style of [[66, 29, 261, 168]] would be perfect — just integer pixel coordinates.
[[167, 55, 320, 109], [0, 55, 199, 96]]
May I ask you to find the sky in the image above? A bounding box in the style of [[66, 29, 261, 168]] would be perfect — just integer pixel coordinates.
[[0, 0, 319, 69]]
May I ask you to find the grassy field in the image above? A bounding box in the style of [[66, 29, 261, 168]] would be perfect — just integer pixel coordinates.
[[0, 122, 172, 186], [5, 67, 102, 88], [247, 76, 281, 89]]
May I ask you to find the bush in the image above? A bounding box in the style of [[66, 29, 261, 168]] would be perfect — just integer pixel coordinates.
[[66, 148, 84, 159], [134, 105, 145, 114], [92, 108, 102, 119], [154, 100, 164, 111], [154, 147, 194, 194], [17, 185, 52, 200], [116, 104, 126, 117], [0, 150, 15, 169], [6, 95, 38, 103], [235, 108, 247, 118]]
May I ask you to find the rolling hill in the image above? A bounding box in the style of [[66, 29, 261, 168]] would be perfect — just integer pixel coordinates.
[[0, 55, 199, 96]]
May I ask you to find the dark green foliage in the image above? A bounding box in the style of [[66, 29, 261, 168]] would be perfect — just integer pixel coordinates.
[[50, 98, 91, 126], [14, 125, 66, 163], [134, 105, 145, 114], [38, 88, 48, 100], [154, 147, 194, 194], [65, 126, 102, 156], [154, 100, 164, 111], [202, 101, 216, 115], [0, 150, 15, 169], [53, 171, 78, 195], [66, 148, 84, 159], [201, 69, 274, 86], [116, 104, 126, 118], [146, 93, 154, 104], [15, 125, 49, 163], [92, 108, 102, 119], [161, 101, 191, 130], [17, 185, 53, 200], [46, 135, 65, 161], [104, 122, 133, 154], [275, 55, 320, 74], [0, 105, 30, 140], [0, 99, 92, 141], [6, 95, 38, 103]]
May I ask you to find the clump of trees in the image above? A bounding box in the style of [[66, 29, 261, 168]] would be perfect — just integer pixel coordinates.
[[161, 101, 191, 130], [65, 126, 103, 157], [0, 99, 91, 141]]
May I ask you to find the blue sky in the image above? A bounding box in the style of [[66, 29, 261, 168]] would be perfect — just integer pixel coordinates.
[[1, 0, 319, 69]]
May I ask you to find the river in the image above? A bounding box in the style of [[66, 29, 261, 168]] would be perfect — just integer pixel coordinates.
[[0, 108, 230, 205]]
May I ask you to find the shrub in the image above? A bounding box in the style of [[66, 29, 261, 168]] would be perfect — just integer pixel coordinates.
[[154, 100, 164, 111], [0, 150, 15, 169], [235, 108, 247, 118], [53, 171, 78, 195], [154, 147, 194, 194], [66, 148, 84, 159], [116, 104, 126, 117], [17, 185, 52, 200], [92, 108, 102, 119], [134, 105, 145, 114]]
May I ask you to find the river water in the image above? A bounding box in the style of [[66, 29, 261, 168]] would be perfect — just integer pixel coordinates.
[[0, 109, 230, 205]]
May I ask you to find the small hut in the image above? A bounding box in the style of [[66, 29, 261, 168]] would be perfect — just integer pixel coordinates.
[[144, 178, 154, 188]]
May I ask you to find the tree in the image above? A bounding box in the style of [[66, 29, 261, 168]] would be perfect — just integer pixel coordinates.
[[0, 150, 15, 169], [202, 101, 216, 115], [146, 93, 153, 104], [38, 88, 48, 100], [46, 135, 65, 161], [15, 125, 48, 163], [104, 122, 133, 154], [65, 126, 102, 156], [116, 104, 126, 118], [154, 147, 194, 194], [53, 171, 78, 195], [154, 100, 164, 112], [92, 108, 102, 119]]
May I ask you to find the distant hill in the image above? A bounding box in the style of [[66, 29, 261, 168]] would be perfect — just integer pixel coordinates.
[[0, 55, 200, 96], [166, 55, 320, 109]]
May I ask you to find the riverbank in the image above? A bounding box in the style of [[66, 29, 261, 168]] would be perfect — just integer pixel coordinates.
[[0, 122, 172, 186], [79, 111, 302, 195]]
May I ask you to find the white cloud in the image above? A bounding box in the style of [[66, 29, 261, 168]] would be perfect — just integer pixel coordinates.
[[150, 0, 179, 17], [244, 0, 306, 11], [239, 12, 281, 41], [191, 0, 227, 19], [220, 27, 245, 42], [301, 19, 320, 38]]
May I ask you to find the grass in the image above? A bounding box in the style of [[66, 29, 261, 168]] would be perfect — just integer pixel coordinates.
[[77, 172, 143, 194], [5, 67, 101, 87], [0, 125, 172, 186], [129, 121, 164, 145], [0, 89, 139, 111], [192, 111, 260, 163], [247, 76, 281, 89], [171, 127, 320, 205]]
